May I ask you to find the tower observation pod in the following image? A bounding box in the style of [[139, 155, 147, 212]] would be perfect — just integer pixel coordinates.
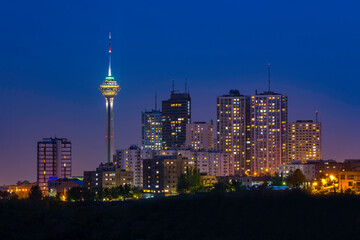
[[99, 32, 120, 163]]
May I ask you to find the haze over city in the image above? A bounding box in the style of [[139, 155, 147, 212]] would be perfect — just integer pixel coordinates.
[[1, 0, 360, 185]]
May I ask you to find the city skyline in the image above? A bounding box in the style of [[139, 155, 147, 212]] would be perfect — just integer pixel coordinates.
[[2, 1, 360, 185]]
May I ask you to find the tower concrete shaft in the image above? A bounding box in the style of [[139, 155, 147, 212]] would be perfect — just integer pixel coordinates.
[[105, 97, 115, 163], [100, 33, 120, 163]]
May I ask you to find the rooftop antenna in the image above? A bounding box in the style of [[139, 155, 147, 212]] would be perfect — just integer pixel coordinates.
[[108, 32, 112, 77], [185, 78, 188, 93], [267, 63, 271, 92], [315, 110, 319, 122], [155, 92, 158, 111], [172, 78, 175, 94]]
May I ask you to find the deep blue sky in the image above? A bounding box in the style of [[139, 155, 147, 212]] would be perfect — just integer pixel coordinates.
[[1, 0, 360, 185]]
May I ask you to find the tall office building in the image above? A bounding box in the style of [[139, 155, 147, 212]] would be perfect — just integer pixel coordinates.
[[217, 90, 250, 175], [288, 120, 321, 163], [99, 33, 120, 163], [142, 109, 162, 150], [37, 138, 72, 194], [251, 91, 288, 175], [185, 121, 214, 151], [162, 92, 191, 149]]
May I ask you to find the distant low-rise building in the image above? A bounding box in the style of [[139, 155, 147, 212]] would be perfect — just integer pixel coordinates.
[[200, 174, 217, 186], [343, 159, 360, 171], [239, 176, 272, 187], [339, 171, 360, 192], [278, 161, 316, 181], [115, 148, 236, 189], [84, 163, 133, 189], [48, 177, 84, 197], [6, 182, 37, 199], [306, 160, 345, 179]]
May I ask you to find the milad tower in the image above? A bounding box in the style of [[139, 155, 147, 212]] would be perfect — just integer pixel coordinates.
[[99, 33, 120, 163]]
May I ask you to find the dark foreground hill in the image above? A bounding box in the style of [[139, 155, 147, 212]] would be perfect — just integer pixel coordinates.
[[0, 191, 359, 240]]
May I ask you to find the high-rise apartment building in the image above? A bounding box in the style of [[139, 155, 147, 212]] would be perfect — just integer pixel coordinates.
[[251, 91, 288, 175], [288, 120, 321, 162], [115, 146, 154, 188], [185, 121, 214, 151], [37, 138, 72, 194], [143, 154, 195, 195], [162, 92, 191, 149], [99, 33, 120, 164], [115, 146, 143, 188], [142, 110, 162, 150], [217, 90, 250, 175]]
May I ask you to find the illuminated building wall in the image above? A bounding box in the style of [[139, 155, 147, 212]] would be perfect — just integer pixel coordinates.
[[116, 148, 235, 189], [185, 121, 214, 151], [251, 91, 288, 175], [142, 110, 163, 150], [37, 138, 72, 195], [307, 160, 345, 179], [162, 92, 191, 149], [195, 151, 234, 176], [6, 183, 36, 199], [217, 90, 250, 175], [278, 161, 316, 181], [288, 120, 321, 162], [338, 171, 360, 192], [142, 155, 195, 194], [115, 146, 149, 188]]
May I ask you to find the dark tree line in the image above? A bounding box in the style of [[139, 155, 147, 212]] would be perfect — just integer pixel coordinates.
[[66, 185, 141, 202]]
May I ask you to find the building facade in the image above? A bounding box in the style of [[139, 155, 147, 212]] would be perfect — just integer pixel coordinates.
[[84, 163, 133, 189], [142, 155, 195, 195], [185, 121, 214, 151], [288, 120, 321, 162], [142, 110, 163, 150], [339, 171, 360, 192], [307, 160, 345, 179], [162, 92, 191, 149], [278, 161, 316, 181], [115, 146, 148, 188], [251, 91, 288, 175], [217, 90, 250, 175], [37, 138, 72, 194]]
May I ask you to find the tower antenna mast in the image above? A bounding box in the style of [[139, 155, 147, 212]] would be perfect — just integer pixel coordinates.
[[155, 92, 157, 110], [172, 78, 175, 94], [316, 110, 319, 122], [108, 32, 112, 77], [267, 63, 271, 92]]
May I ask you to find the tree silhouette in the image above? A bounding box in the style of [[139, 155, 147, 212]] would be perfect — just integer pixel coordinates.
[[286, 169, 307, 188], [29, 185, 42, 201], [177, 168, 202, 193]]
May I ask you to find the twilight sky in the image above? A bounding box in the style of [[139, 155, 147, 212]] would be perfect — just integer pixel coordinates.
[[1, 0, 360, 185]]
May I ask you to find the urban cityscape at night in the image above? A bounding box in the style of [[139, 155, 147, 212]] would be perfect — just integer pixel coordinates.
[[1, 1, 360, 239]]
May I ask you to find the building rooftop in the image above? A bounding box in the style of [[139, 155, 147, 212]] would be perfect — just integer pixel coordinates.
[[255, 91, 284, 96], [169, 92, 190, 100], [41, 137, 70, 143], [295, 120, 314, 123], [221, 89, 245, 97]]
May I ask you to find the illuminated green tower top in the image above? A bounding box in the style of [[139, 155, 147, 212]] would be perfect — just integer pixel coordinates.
[[100, 32, 120, 98], [99, 32, 120, 164]]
